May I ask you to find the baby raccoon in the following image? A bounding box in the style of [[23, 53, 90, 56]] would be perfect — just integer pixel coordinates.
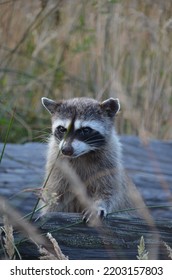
[[41, 97, 137, 222]]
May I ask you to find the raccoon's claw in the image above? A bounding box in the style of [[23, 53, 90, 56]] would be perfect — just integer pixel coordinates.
[[82, 207, 107, 224]]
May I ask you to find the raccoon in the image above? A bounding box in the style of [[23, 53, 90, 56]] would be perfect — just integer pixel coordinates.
[[40, 97, 138, 222]]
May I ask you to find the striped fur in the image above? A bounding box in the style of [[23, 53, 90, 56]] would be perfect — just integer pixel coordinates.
[[40, 97, 139, 222]]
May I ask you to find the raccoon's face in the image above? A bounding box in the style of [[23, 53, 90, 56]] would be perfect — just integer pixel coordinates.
[[42, 97, 120, 158]]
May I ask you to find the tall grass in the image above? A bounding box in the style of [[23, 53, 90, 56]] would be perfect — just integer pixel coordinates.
[[0, 0, 171, 142], [0, 0, 171, 260]]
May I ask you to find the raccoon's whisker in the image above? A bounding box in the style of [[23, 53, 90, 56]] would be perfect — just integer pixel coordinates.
[[32, 133, 49, 140], [87, 138, 104, 143], [84, 135, 104, 143], [89, 142, 105, 147], [32, 129, 51, 133], [40, 139, 49, 144], [86, 138, 105, 144]]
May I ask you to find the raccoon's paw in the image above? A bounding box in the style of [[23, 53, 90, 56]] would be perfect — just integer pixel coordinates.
[[82, 206, 107, 224]]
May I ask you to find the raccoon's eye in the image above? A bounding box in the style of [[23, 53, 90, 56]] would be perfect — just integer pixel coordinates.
[[77, 127, 92, 136], [56, 126, 67, 134]]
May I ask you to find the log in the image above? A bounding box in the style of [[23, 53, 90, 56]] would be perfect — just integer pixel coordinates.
[[0, 136, 172, 259], [9, 213, 172, 260]]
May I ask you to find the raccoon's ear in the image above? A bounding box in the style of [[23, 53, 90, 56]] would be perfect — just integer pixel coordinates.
[[101, 98, 120, 117], [41, 97, 59, 114]]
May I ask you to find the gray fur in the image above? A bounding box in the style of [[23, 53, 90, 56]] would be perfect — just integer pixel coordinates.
[[41, 97, 138, 221]]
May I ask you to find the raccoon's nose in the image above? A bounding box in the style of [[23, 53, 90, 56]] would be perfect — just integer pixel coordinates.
[[61, 146, 74, 156]]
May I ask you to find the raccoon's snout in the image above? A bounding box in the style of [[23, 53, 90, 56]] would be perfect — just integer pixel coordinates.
[[61, 145, 74, 156]]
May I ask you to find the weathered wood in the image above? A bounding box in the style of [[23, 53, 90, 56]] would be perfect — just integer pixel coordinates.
[[11, 213, 172, 260], [0, 136, 172, 218], [0, 136, 172, 259]]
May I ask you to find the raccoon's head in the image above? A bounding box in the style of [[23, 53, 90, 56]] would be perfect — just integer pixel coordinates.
[[41, 97, 120, 158]]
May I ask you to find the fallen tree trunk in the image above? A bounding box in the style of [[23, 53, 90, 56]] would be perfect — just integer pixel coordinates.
[[8, 212, 172, 260], [0, 136, 172, 259]]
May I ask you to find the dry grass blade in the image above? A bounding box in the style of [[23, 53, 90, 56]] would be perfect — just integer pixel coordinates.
[[137, 236, 149, 260], [126, 174, 160, 259], [163, 242, 172, 259], [0, 196, 68, 259], [39, 232, 68, 260], [57, 160, 92, 211], [0, 196, 46, 247], [2, 215, 15, 259]]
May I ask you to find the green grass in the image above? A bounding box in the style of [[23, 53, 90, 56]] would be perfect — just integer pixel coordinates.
[[0, 108, 15, 163]]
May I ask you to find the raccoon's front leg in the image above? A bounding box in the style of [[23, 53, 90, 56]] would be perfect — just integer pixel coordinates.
[[82, 199, 108, 223]]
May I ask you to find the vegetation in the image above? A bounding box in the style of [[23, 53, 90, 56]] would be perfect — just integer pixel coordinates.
[[0, 1, 172, 260], [0, 0, 172, 143], [1, 209, 172, 259]]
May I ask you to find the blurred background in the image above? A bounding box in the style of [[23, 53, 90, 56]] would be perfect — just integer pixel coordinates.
[[0, 0, 172, 143]]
